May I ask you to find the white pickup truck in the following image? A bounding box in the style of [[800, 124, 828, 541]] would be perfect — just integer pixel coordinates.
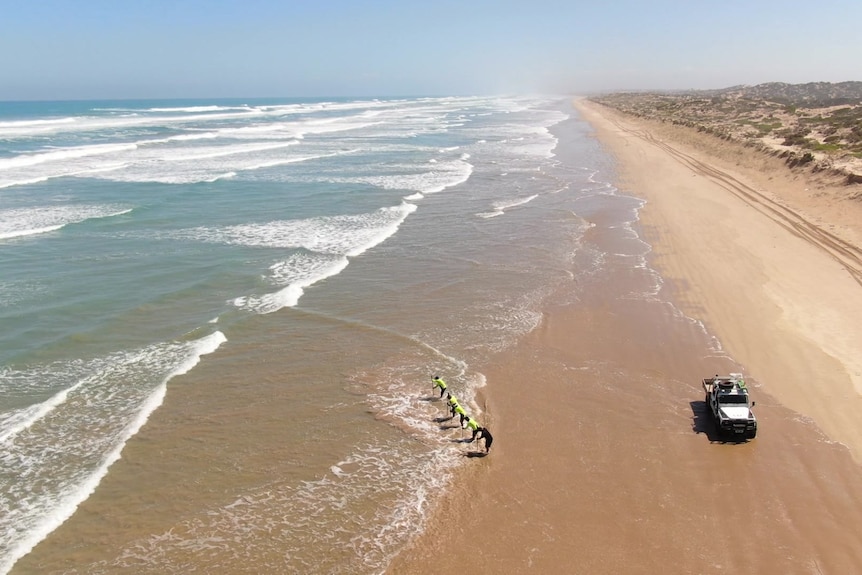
[[702, 373, 757, 439]]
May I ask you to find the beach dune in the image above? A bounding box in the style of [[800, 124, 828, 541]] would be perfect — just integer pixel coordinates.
[[387, 99, 862, 574]]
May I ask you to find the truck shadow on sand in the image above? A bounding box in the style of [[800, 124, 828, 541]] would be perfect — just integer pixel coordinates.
[[690, 401, 751, 444]]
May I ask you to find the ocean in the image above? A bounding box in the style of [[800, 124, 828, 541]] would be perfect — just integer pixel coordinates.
[[0, 95, 630, 573]]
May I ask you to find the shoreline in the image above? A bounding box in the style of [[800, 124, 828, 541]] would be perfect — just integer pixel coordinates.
[[386, 98, 862, 574], [575, 98, 862, 463]]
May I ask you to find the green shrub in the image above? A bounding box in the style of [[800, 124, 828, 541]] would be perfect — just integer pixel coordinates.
[[782, 133, 808, 146], [811, 142, 841, 152]]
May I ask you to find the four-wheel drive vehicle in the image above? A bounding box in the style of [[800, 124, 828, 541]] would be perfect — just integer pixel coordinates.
[[702, 373, 757, 439]]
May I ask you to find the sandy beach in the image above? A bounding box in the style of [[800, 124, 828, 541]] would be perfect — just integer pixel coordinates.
[[576, 99, 862, 461], [388, 100, 862, 574]]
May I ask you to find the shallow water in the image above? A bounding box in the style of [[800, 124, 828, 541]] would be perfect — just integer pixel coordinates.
[[0, 96, 632, 573]]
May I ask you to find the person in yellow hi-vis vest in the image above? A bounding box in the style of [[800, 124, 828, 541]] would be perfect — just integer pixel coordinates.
[[447, 392, 458, 410], [432, 375, 447, 398], [463, 415, 480, 438], [448, 395, 467, 425]]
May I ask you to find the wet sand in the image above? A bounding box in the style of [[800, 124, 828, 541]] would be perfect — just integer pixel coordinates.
[[387, 100, 862, 574]]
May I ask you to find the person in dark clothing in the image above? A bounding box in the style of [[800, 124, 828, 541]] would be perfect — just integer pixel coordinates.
[[475, 427, 493, 453]]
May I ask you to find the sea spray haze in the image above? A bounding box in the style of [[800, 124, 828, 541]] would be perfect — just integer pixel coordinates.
[[0, 96, 613, 573]]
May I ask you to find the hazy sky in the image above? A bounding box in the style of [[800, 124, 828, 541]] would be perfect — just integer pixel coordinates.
[[2, 0, 860, 100]]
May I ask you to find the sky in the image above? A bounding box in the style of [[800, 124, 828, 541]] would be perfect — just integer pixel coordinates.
[[1, 0, 861, 100]]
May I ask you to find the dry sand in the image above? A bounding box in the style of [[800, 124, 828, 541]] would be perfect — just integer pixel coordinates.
[[387, 100, 862, 574]]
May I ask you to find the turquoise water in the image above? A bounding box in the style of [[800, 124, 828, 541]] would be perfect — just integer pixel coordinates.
[[0, 96, 629, 573]]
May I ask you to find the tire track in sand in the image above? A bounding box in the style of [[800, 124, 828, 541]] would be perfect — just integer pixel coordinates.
[[612, 119, 862, 289]]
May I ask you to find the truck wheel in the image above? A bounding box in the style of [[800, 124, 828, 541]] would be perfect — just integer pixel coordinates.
[[747, 429, 757, 440]]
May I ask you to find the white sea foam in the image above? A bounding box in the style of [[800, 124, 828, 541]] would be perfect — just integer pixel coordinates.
[[7, 96, 525, 141], [143, 131, 221, 144], [212, 123, 301, 140], [86, 141, 306, 184], [233, 254, 349, 314], [222, 203, 417, 313], [0, 117, 77, 129], [0, 205, 132, 240], [0, 143, 138, 171], [291, 116, 381, 139], [0, 331, 227, 575], [0, 176, 51, 189], [0, 140, 143, 188], [242, 151, 346, 171], [0, 108, 265, 137], [164, 141, 298, 162], [328, 158, 473, 195], [0, 163, 129, 189], [420, 287, 547, 357], [177, 203, 417, 256], [0, 97, 553, 189], [0, 224, 66, 239], [477, 193, 539, 219], [0, 102, 391, 139], [143, 105, 251, 113]]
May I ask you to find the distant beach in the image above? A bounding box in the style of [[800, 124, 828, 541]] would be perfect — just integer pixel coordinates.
[[388, 99, 862, 574]]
